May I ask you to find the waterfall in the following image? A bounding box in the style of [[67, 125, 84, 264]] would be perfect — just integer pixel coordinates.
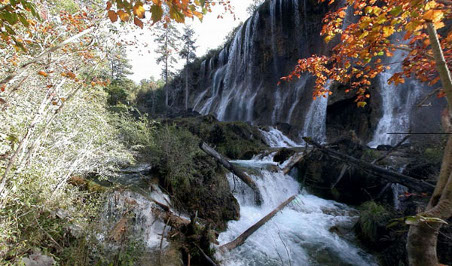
[[368, 40, 422, 147], [192, 0, 334, 137], [286, 77, 308, 123], [391, 183, 408, 211], [193, 11, 261, 122], [217, 155, 377, 265], [260, 127, 300, 147]]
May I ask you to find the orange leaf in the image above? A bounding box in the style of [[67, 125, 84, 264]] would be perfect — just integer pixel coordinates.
[[134, 17, 144, 28], [117, 10, 130, 22], [106, 1, 112, 10], [108, 10, 118, 22], [423, 9, 443, 22], [38, 71, 48, 77], [133, 3, 146, 19], [437, 90, 446, 98]]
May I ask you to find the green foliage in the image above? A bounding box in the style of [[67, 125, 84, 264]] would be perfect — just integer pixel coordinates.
[[0, 175, 105, 264], [167, 116, 265, 159], [49, 0, 80, 14], [151, 125, 201, 193], [133, 78, 166, 115], [110, 111, 155, 158], [424, 147, 444, 164], [106, 78, 137, 106], [358, 201, 390, 243], [154, 22, 181, 83], [0, 80, 134, 263]]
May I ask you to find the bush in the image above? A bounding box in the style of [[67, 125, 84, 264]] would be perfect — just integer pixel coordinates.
[[151, 125, 200, 194], [357, 201, 390, 243], [0, 86, 134, 264]]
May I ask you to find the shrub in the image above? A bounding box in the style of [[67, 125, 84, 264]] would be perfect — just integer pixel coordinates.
[[357, 201, 390, 243]]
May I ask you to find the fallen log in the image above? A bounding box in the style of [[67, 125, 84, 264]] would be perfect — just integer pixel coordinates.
[[152, 207, 190, 230], [219, 195, 297, 252], [371, 135, 410, 164], [303, 137, 435, 193], [282, 152, 305, 175], [199, 142, 262, 205]]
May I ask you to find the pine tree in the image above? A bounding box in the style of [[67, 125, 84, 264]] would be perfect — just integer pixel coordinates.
[[154, 22, 181, 108], [179, 26, 197, 110]]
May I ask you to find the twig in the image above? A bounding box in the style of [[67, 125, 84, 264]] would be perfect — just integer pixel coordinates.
[[34, 215, 63, 251], [417, 88, 441, 108]]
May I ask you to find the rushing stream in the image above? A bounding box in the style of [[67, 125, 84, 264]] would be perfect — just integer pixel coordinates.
[[216, 134, 377, 265]]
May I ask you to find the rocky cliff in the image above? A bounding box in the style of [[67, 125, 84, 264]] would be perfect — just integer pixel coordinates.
[[171, 0, 446, 146]]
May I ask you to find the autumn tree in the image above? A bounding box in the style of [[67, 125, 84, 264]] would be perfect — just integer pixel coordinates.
[[282, 0, 451, 265], [155, 22, 181, 108], [179, 25, 197, 110]]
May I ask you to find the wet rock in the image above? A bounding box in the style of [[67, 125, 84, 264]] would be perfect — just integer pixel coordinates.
[[273, 148, 295, 163]]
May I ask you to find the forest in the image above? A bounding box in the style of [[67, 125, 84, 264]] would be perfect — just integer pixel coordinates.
[[0, 0, 451, 265]]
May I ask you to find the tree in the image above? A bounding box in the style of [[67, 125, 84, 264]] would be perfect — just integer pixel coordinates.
[[107, 45, 134, 81], [179, 25, 197, 110], [154, 22, 181, 108], [282, 1, 451, 265], [246, 0, 265, 16]]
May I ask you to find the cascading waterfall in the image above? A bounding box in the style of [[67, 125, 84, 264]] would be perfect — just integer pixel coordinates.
[[368, 46, 422, 147], [193, 0, 319, 126], [260, 127, 300, 147], [299, 81, 330, 143], [194, 11, 261, 122], [217, 154, 377, 265]]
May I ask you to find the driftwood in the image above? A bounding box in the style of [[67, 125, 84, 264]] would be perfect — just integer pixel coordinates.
[[303, 137, 435, 193], [282, 152, 305, 175], [199, 142, 262, 205], [219, 195, 297, 252], [152, 207, 191, 230]]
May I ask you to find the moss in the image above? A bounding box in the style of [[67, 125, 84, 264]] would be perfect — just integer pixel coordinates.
[[161, 116, 265, 160], [424, 147, 443, 164], [357, 201, 390, 244], [362, 149, 380, 161], [150, 125, 240, 230]]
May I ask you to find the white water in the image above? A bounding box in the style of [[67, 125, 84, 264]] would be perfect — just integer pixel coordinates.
[[368, 44, 422, 147], [301, 94, 329, 143], [217, 163, 377, 266], [194, 0, 315, 125], [391, 183, 408, 211], [260, 127, 300, 147]]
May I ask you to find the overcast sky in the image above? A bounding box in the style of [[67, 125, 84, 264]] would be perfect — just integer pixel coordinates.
[[126, 0, 254, 83]]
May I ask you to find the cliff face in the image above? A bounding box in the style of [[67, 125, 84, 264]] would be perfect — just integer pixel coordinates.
[[172, 0, 445, 145]]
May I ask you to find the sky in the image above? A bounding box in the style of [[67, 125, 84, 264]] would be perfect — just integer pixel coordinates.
[[126, 0, 254, 83]]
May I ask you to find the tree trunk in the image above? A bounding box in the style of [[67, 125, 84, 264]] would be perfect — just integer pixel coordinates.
[[219, 195, 296, 252], [185, 55, 189, 111], [199, 142, 262, 205], [407, 223, 441, 266], [406, 22, 452, 266]]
